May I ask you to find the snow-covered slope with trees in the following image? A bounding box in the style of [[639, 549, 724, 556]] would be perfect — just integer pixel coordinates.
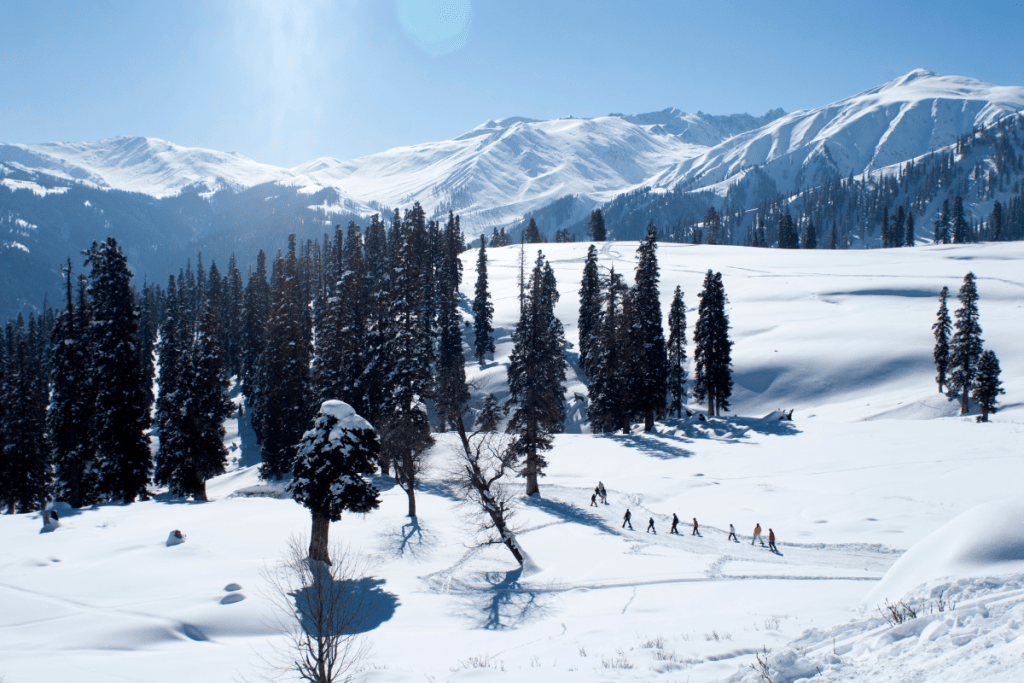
[[2, 240, 1023, 683]]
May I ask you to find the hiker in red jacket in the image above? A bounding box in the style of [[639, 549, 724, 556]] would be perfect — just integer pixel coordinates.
[[768, 528, 777, 552], [692, 517, 700, 536]]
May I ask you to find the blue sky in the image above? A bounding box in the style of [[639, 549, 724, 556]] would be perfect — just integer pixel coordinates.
[[2, 0, 1022, 167]]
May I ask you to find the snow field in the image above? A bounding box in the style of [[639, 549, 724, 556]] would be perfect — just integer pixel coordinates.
[[2, 240, 1024, 682]]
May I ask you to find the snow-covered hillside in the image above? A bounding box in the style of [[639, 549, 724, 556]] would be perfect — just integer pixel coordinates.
[[2, 241, 1022, 683], [654, 69, 1024, 195]]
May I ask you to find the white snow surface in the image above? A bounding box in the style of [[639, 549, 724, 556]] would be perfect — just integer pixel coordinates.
[[3, 241, 1024, 682], [4, 70, 1022, 232]]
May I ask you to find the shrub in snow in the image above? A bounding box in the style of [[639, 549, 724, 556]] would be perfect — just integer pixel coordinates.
[[289, 400, 380, 564], [166, 530, 186, 546]]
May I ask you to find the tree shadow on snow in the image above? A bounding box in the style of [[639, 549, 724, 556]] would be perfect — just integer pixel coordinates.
[[291, 576, 399, 635], [381, 516, 437, 562], [452, 565, 554, 630], [523, 494, 619, 535]]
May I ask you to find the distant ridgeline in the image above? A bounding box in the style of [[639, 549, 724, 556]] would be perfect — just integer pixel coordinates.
[[509, 112, 1024, 247], [6, 112, 1024, 319]]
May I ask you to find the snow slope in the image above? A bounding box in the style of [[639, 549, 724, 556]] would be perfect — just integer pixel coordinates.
[[2, 241, 1023, 683]]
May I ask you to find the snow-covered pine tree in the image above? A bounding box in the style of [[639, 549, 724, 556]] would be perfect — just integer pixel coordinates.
[[947, 272, 983, 415], [435, 212, 469, 432], [933, 286, 952, 393], [224, 253, 245, 378], [991, 201, 1003, 241], [522, 218, 545, 244], [803, 220, 817, 249], [472, 236, 495, 366], [577, 244, 602, 378], [48, 262, 99, 508], [588, 209, 606, 241], [259, 237, 313, 480], [586, 269, 630, 433], [84, 238, 153, 504], [971, 350, 1004, 423], [952, 196, 970, 244], [693, 270, 733, 416], [905, 210, 915, 247], [630, 223, 668, 431], [381, 218, 435, 516], [507, 252, 568, 495], [935, 199, 951, 244], [475, 393, 503, 432], [290, 400, 380, 564], [667, 286, 687, 418]]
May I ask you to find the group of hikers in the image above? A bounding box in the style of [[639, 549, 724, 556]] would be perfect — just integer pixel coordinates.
[[594, 481, 778, 553]]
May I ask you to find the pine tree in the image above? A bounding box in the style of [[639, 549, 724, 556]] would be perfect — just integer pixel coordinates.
[[507, 252, 568, 495], [577, 244, 602, 378], [935, 199, 951, 244], [84, 238, 153, 503], [472, 236, 495, 365], [260, 237, 313, 480], [290, 400, 380, 564], [435, 213, 470, 432], [693, 270, 733, 416], [893, 207, 905, 249], [241, 250, 270, 434], [881, 207, 890, 248], [586, 269, 630, 433], [778, 211, 799, 249], [666, 286, 687, 418], [991, 200, 1003, 241], [803, 220, 817, 249], [947, 272, 983, 415], [48, 262, 99, 508], [952, 196, 970, 244], [588, 209, 607, 241], [905, 210, 915, 247], [971, 350, 1003, 423], [523, 218, 545, 244], [829, 220, 838, 249], [2, 318, 50, 513], [474, 394, 503, 432], [932, 286, 951, 393], [630, 223, 668, 431], [381, 220, 435, 516]]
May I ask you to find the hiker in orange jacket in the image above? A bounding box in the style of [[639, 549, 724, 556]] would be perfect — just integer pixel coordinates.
[[752, 523, 764, 546]]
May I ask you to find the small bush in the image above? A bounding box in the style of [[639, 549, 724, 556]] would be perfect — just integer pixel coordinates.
[[450, 654, 506, 672]]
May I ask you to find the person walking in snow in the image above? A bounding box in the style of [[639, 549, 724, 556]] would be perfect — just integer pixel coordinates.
[[590, 492, 598, 507], [670, 513, 680, 534], [692, 517, 700, 536], [752, 523, 764, 546], [622, 509, 633, 530], [647, 517, 656, 534], [728, 523, 737, 541], [598, 481, 607, 504], [768, 528, 777, 553]]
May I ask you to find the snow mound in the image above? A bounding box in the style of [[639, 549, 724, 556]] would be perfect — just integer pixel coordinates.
[[166, 530, 186, 546], [318, 399, 373, 432], [863, 499, 1024, 608]]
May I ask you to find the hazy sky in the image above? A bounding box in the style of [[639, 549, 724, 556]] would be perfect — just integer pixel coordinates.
[[2, 0, 1022, 167]]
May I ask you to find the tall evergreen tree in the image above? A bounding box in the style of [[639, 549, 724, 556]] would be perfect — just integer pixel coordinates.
[[947, 272, 983, 415], [829, 220, 838, 249], [435, 213, 470, 432], [84, 238, 153, 503], [693, 270, 733, 416], [971, 350, 1003, 423], [522, 218, 545, 244], [472, 236, 495, 365], [952, 195, 970, 244], [905, 210, 915, 247], [666, 286, 687, 418], [893, 207, 905, 249], [507, 252, 568, 495], [2, 319, 50, 513], [241, 250, 270, 432], [588, 209, 607, 241], [932, 286, 952, 393], [935, 199, 951, 244], [48, 262, 98, 508], [260, 237, 313, 480], [991, 200, 1003, 241], [630, 223, 668, 431], [586, 269, 630, 433], [577, 244, 602, 378]]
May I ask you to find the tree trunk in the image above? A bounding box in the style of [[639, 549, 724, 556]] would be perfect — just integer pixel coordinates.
[[525, 451, 539, 496], [403, 452, 417, 517], [69, 461, 82, 509], [309, 511, 331, 564], [644, 409, 654, 432], [961, 384, 969, 415], [708, 393, 715, 419], [194, 479, 208, 502], [979, 406, 989, 423]]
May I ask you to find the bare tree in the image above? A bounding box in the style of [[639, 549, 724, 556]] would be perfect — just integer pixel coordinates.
[[448, 432, 525, 565], [256, 536, 373, 683]]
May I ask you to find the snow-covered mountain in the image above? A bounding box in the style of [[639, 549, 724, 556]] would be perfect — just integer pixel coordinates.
[[654, 69, 1024, 194]]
